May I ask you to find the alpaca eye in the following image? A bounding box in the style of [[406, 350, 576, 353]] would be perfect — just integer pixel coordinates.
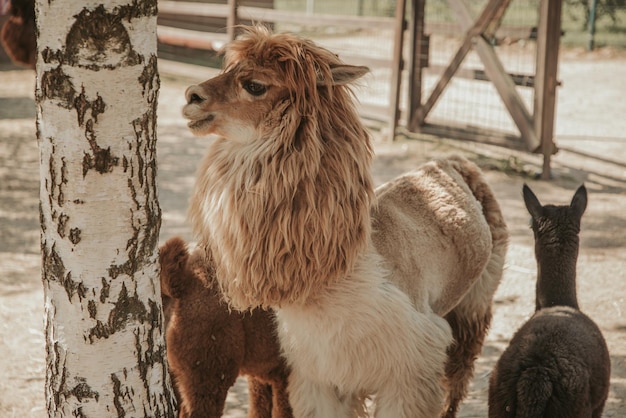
[[243, 81, 267, 96]]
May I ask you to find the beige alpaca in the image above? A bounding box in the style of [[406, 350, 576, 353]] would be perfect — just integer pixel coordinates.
[[184, 26, 508, 418]]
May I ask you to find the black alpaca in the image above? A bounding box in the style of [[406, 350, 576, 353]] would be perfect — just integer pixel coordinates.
[[488, 184, 610, 418]]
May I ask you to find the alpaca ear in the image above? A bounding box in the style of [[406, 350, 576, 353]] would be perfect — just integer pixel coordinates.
[[159, 237, 190, 299], [570, 184, 587, 219], [522, 183, 543, 219], [320, 64, 369, 86]]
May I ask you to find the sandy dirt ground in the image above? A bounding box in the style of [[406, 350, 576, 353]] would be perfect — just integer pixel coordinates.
[[1, 49, 625, 417]]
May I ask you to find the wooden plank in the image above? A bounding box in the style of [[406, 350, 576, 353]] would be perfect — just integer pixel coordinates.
[[159, 1, 231, 18], [484, 0, 514, 38], [425, 21, 536, 41], [157, 26, 229, 51], [237, 6, 395, 29], [418, 122, 527, 151], [534, 0, 562, 179], [426, 64, 536, 87]]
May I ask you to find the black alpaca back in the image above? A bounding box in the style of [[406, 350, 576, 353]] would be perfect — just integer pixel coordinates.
[[488, 185, 610, 418]]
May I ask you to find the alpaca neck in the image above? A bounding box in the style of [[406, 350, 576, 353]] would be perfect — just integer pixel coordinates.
[[190, 126, 374, 308], [535, 244, 579, 311]]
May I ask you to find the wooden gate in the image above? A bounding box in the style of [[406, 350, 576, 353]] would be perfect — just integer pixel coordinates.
[[398, 0, 562, 178]]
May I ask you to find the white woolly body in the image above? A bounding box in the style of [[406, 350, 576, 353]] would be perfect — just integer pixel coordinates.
[[276, 246, 453, 418]]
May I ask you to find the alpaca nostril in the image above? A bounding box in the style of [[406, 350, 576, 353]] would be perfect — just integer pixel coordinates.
[[185, 86, 206, 104], [189, 93, 203, 104]]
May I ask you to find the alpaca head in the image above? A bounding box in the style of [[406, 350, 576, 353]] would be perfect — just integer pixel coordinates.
[[183, 25, 370, 141], [523, 184, 587, 310], [523, 184, 587, 249], [185, 25, 375, 308]]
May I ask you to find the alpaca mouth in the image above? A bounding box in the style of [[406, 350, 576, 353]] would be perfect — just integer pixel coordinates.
[[187, 114, 215, 130]]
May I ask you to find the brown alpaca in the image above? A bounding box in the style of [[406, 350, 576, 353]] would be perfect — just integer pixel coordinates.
[[488, 185, 610, 418], [1, 0, 36, 68], [184, 26, 508, 417], [159, 237, 292, 418]]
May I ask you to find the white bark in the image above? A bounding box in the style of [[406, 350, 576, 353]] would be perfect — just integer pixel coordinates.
[[36, 1, 175, 416]]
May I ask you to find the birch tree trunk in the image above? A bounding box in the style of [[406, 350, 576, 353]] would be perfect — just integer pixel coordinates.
[[35, 1, 175, 416]]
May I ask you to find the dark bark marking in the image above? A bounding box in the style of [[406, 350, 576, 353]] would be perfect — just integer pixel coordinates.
[[48, 148, 57, 204], [109, 282, 147, 330], [39, 202, 47, 234], [111, 374, 126, 417], [100, 277, 110, 303], [116, 0, 158, 21], [58, 157, 68, 206], [42, 242, 84, 302], [41, 47, 65, 65], [40, 66, 76, 107], [46, 340, 68, 414], [74, 87, 106, 126], [132, 297, 171, 418], [46, 146, 67, 208], [69, 228, 82, 245], [77, 281, 87, 301], [72, 407, 87, 418], [66, 5, 141, 70], [70, 379, 99, 402], [130, 110, 161, 259], [42, 242, 65, 283], [58, 213, 70, 238], [87, 320, 108, 343], [87, 282, 147, 343], [88, 300, 97, 319], [138, 55, 159, 101], [82, 119, 119, 177], [61, 271, 79, 302]]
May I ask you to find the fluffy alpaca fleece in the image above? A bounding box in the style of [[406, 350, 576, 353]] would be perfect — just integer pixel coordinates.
[[0, 0, 36, 68], [159, 237, 292, 418], [184, 26, 508, 417]]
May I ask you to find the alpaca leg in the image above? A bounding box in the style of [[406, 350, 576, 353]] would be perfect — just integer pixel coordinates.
[[247, 378, 273, 418], [172, 358, 238, 418], [592, 404, 606, 418], [373, 314, 452, 418], [441, 307, 491, 418], [271, 377, 294, 418], [373, 362, 448, 418], [287, 369, 353, 418]]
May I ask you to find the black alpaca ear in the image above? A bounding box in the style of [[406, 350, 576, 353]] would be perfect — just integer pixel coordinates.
[[570, 184, 587, 218], [523, 184, 543, 219]]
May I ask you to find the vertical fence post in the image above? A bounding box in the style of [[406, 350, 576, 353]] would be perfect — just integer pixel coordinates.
[[407, 0, 427, 132], [388, 0, 407, 141], [588, 0, 598, 51], [534, 0, 562, 180], [227, 0, 237, 42]]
